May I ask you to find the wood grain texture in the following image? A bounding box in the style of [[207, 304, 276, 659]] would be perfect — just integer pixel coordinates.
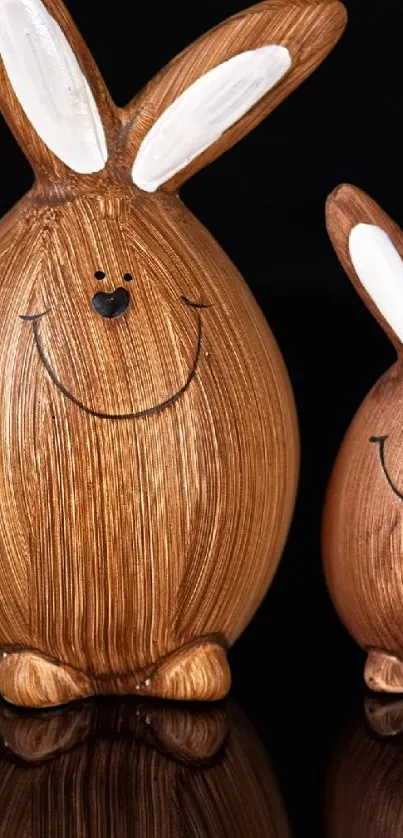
[[122, 0, 347, 189], [365, 695, 403, 736], [0, 701, 292, 837], [0, 183, 299, 707], [323, 184, 403, 692], [0, 0, 346, 707], [326, 709, 403, 838], [0, 0, 117, 187]]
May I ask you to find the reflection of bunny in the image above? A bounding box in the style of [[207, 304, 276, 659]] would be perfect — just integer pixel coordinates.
[[0, 702, 291, 837], [0, 0, 346, 708], [326, 703, 403, 838], [324, 184, 403, 693]]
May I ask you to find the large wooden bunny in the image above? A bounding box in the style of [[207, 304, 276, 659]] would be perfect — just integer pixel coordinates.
[[324, 184, 403, 693], [0, 0, 346, 708]]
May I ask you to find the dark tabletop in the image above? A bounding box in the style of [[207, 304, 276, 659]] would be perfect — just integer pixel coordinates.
[[0, 672, 395, 837]]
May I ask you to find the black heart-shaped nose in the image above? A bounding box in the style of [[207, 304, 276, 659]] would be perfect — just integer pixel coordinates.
[[92, 287, 130, 319]]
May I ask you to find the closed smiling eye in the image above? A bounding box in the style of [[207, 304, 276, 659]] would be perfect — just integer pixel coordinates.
[[370, 435, 403, 502], [19, 310, 50, 321], [180, 296, 213, 309]]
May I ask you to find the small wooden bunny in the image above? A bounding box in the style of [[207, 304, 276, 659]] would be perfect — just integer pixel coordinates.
[[0, 0, 346, 707], [324, 184, 403, 693]]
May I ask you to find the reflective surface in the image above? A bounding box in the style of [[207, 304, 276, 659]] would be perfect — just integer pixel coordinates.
[[326, 696, 403, 838], [0, 697, 290, 836], [1, 684, 403, 836]]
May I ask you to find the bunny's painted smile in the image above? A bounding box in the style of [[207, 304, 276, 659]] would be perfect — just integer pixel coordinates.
[[370, 436, 403, 502], [19, 300, 208, 420]]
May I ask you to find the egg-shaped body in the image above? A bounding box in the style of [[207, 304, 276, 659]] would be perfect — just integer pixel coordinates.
[[323, 362, 403, 684], [0, 186, 298, 705]]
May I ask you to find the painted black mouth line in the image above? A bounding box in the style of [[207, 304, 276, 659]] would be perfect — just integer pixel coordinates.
[[370, 435, 403, 501], [20, 311, 203, 421]]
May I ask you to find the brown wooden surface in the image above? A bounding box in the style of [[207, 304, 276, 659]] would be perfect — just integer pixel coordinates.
[[0, 0, 346, 707], [323, 184, 403, 692], [0, 0, 118, 189], [122, 0, 347, 188], [0, 701, 292, 837]]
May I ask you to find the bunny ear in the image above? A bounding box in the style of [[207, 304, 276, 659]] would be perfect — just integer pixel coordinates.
[[0, 0, 116, 182], [124, 0, 347, 192], [132, 45, 292, 193], [326, 184, 403, 351]]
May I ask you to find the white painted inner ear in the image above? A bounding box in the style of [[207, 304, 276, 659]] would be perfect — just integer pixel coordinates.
[[132, 45, 292, 192], [349, 224, 403, 342], [0, 0, 107, 173]]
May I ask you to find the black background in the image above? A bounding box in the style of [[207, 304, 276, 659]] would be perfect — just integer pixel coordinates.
[[0, 1, 401, 833]]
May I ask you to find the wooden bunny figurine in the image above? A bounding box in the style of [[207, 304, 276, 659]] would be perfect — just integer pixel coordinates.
[[0, 0, 346, 708], [324, 184, 403, 693]]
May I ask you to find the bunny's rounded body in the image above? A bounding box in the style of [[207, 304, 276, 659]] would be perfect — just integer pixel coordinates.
[[324, 362, 403, 670], [0, 185, 298, 703], [0, 0, 346, 705]]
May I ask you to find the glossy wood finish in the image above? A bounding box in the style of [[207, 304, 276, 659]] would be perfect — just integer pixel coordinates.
[[0, 701, 292, 837], [0, 0, 346, 707], [326, 708, 403, 838], [323, 184, 403, 693], [123, 0, 348, 190]]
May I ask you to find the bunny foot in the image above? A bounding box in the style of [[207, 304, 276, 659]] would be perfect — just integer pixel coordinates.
[[0, 650, 93, 709], [365, 649, 403, 693], [138, 636, 231, 702], [0, 638, 231, 707]]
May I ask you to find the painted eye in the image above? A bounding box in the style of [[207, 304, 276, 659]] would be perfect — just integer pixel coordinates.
[[124, 273, 134, 282], [94, 270, 106, 280]]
